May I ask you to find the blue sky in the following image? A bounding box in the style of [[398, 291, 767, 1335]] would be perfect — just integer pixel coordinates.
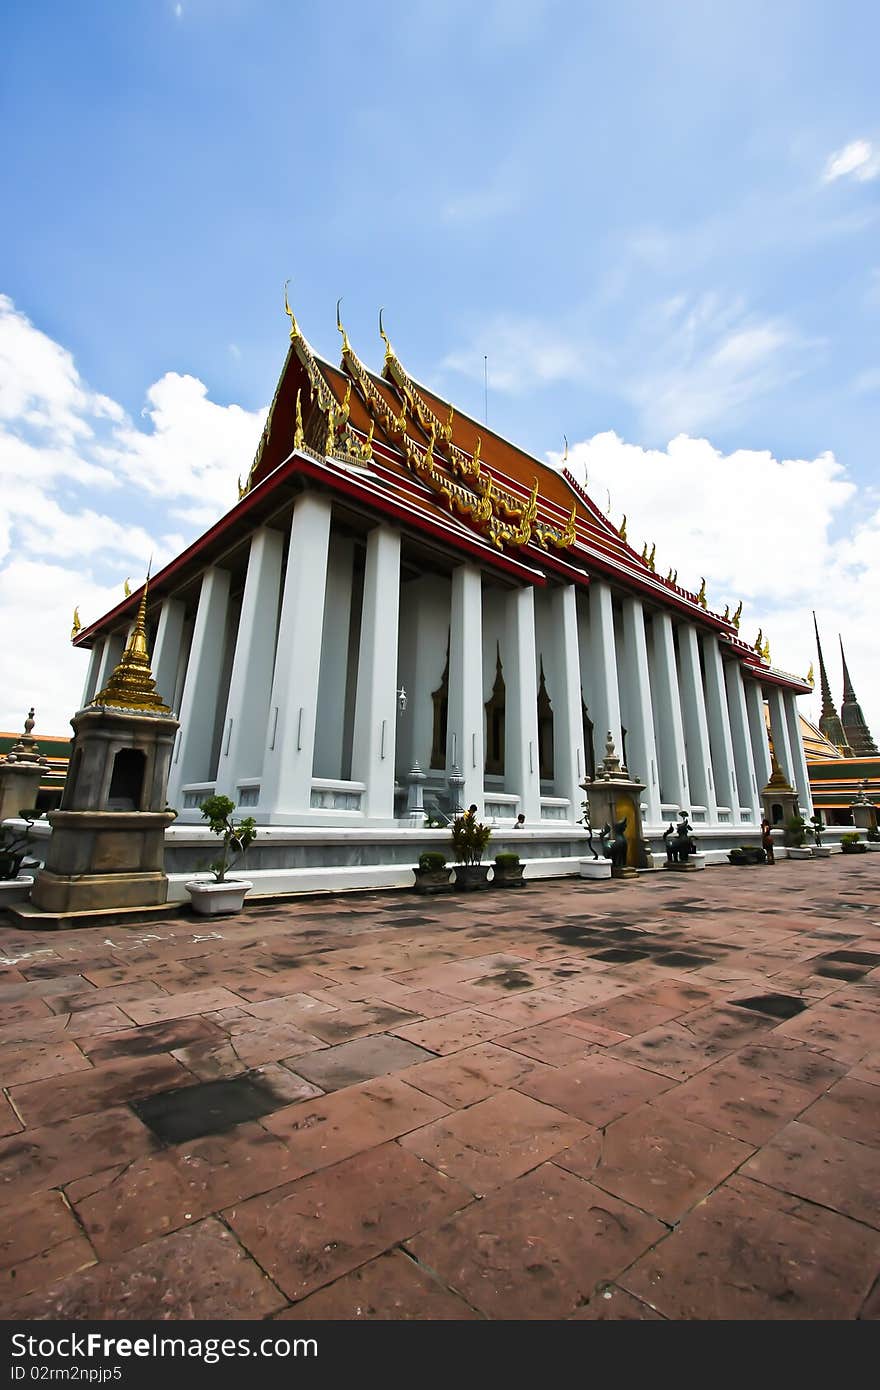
[[1, 0, 879, 736]]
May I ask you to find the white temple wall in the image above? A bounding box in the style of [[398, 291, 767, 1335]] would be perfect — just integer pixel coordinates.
[[167, 566, 232, 809], [446, 564, 485, 812], [208, 592, 242, 783], [618, 595, 662, 825], [396, 574, 449, 779], [677, 623, 717, 824], [744, 679, 773, 791], [701, 633, 739, 826], [646, 612, 689, 814], [577, 581, 623, 767], [724, 658, 760, 823], [81, 639, 105, 707], [351, 525, 402, 821], [783, 689, 813, 815]]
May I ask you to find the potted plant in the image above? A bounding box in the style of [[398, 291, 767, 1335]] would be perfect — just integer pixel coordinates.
[[784, 813, 813, 859], [413, 850, 453, 895], [450, 811, 492, 890], [493, 851, 525, 888], [727, 845, 766, 866], [185, 795, 257, 915], [840, 832, 867, 856]]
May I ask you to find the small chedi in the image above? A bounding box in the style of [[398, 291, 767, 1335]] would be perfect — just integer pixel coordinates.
[[0, 709, 49, 823], [580, 732, 647, 879], [27, 580, 179, 920]]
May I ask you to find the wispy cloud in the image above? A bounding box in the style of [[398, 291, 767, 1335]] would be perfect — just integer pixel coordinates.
[[441, 314, 601, 394], [823, 138, 880, 183]]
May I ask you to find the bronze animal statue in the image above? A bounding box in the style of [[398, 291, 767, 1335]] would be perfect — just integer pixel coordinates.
[[599, 816, 628, 868], [663, 813, 696, 863]]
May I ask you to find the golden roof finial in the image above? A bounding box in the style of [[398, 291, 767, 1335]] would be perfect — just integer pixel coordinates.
[[444, 402, 454, 442], [237, 474, 245, 499], [562, 434, 569, 463], [473, 436, 482, 469], [123, 577, 131, 598], [336, 298, 350, 354], [70, 606, 82, 641], [697, 576, 707, 609], [723, 603, 730, 621], [666, 567, 674, 583], [91, 577, 171, 714], [363, 417, 375, 460], [732, 600, 742, 631], [672, 569, 678, 585], [619, 514, 627, 543], [293, 389, 304, 450], [647, 542, 656, 572], [807, 661, 815, 688], [641, 542, 648, 562], [755, 628, 763, 655], [378, 307, 394, 365], [283, 280, 300, 342], [763, 637, 771, 662]]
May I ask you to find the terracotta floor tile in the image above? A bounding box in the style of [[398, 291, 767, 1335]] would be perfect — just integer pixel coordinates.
[[121, 987, 246, 1026], [662, 1044, 846, 1144], [9, 1053, 192, 1127], [554, 1103, 754, 1223], [493, 1024, 596, 1066], [5, 1217, 285, 1320], [516, 1054, 674, 1126], [622, 1175, 880, 1319], [239, 991, 338, 1024], [609, 1021, 744, 1081], [288, 1034, 434, 1092], [741, 1119, 880, 1228], [0, 1038, 90, 1088], [275, 1248, 478, 1320], [485, 988, 582, 1029], [172, 1022, 326, 1079], [0, 1189, 86, 1271], [80, 1015, 227, 1062], [393, 1008, 510, 1054], [398, 1041, 554, 1109], [0, 1093, 22, 1138], [797, 1076, 880, 1148], [774, 999, 877, 1065], [301, 1002, 419, 1045], [226, 1141, 472, 1303], [0, 1107, 158, 1202], [406, 1162, 665, 1319], [262, 1076, 449, 1177], [568, 1285, 665, 1319], [399, 1089, 590, 1192], [72, 1122, 304, 1258]]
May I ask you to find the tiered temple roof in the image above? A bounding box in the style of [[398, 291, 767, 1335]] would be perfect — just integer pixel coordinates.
[[73, 298, 810, 697]]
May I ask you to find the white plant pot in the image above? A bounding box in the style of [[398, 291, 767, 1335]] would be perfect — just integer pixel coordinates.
[[865, 841, 880, 852], [787, 847, 813, 860], [812, 845, 832, 857], [185, 878, 253, 916], [579, 859, 612, 879]]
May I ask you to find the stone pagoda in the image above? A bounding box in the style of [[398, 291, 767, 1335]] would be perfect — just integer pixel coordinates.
[[839, 638, 877, 757], [28, 581, 179, 919], [0, 709, 50, 822]]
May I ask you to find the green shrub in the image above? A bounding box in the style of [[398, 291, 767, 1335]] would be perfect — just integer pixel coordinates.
[[494, 852, 520, 868], [418, 851, 448, 872], [199, 794, 257, 882], [451, 813, 492, 865], [841, 832, 861, 846], [784, 814, 807, 848]]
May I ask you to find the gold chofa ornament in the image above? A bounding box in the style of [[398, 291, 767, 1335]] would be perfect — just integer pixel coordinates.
[[70, 607, 82, 641]]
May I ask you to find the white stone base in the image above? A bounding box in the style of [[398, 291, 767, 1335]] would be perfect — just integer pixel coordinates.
[[787, 847, 813, 860], [0, 875, 34, 907], [184, 878, 254, 915], [578, 859, 612, 879], [865, 841, 880, 852], [812, 846, 832, 857]]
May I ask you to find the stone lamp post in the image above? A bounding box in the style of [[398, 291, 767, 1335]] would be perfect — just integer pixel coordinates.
[[579, 732, 648, 878], [0, 709, 50, 822]]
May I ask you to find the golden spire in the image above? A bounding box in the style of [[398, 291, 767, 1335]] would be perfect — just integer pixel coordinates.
[[336, 298, 350, 354], [90, 578, 171, 713], [70, 606, 82, 641], [619, 514, 627, 542], [697, 576, 707, 609], [293, 389, 304, 450], [732, 600, 742, 631]]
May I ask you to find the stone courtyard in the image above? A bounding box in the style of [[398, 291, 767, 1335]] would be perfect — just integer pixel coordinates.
[[0, 857, 878, 1321]]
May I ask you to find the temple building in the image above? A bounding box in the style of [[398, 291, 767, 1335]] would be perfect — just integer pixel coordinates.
[[839, 637, 877, 756], [799, 627, 879, 824], [70, 298, 814, 894]]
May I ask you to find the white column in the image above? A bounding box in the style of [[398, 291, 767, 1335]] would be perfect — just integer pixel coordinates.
[[313, 538, 354, 779], [744, 678, 772, 792], [550, 584, 585, 821], [702, 633, 738, 823], [446, 563, 484, 813], [678, 624, 717, 820], [259, 493, 332, 819], [725, 660, 760, 822], [151, 598, 186, 713], [585, 580, 622, 755], [168, 567, 231, 803], [81, 640, 105, 706], [783, 691, 813, 814], [214, 528, 284, 802], [620, 595, 662, 824], [352, 526, 401, 821], [767, 684, 795, 788], [94, 633, 124, 694], [504, 586, 541, 822], [650, 612, 689, 810]]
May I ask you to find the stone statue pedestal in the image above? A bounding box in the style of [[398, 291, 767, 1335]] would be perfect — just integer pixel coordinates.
[[578, 859, 611, 880], [851, 785, 878, 833], [579, 732, 648, 872], [0, 710, 50, 822], [761, 756, 799, 831]]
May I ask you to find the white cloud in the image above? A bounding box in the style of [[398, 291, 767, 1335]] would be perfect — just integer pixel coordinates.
[[852, 366, 880, 395], [823, 139, 880, 184], [0, 294, 266, 729], [442, 314, 601, 394], [554, 431, 879, 737]]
